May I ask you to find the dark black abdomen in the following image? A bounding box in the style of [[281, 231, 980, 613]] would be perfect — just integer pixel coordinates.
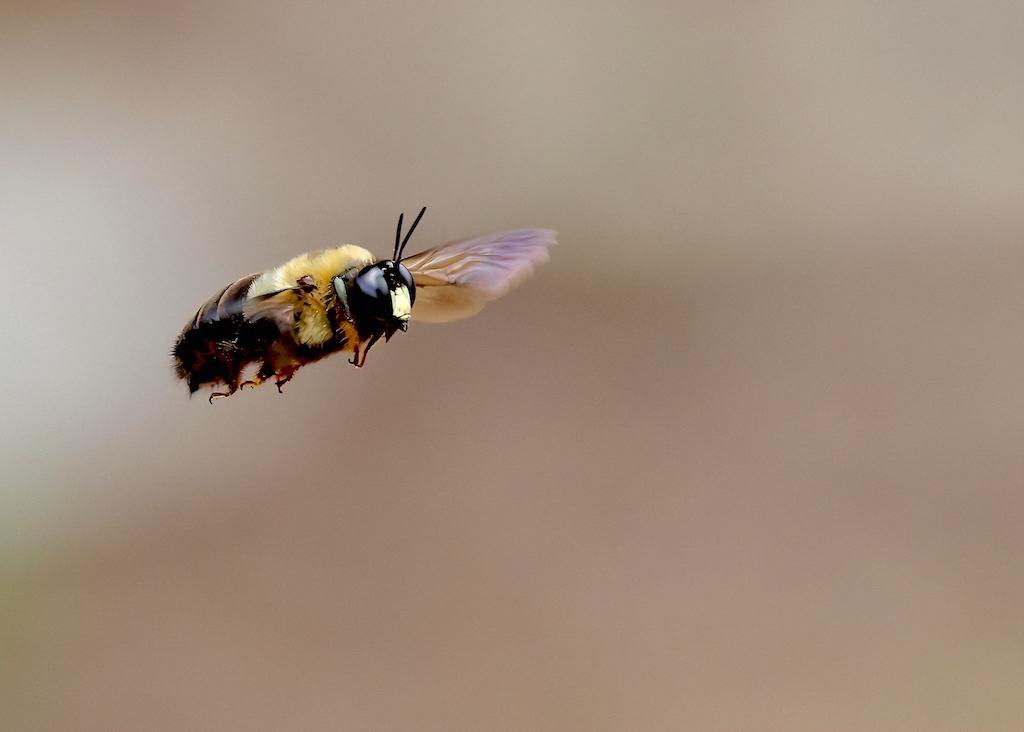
[[172, 274, 278, 393]]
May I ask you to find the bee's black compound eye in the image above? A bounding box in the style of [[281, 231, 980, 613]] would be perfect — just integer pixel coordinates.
[[397, 263, 415, 303], [356, 266, 389, 299]]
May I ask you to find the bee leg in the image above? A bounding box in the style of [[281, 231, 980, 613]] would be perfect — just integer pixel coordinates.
[[209, 386, 236, 403], [208, 371, 242, 402], [240, 380, 258, 389], [241, 364, 270, 389], [239, 370, 259, 389], [349, 334, 381, 368], [274, 368, 296, 393]]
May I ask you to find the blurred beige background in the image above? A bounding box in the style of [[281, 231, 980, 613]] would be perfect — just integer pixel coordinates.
[[2, 1, 1024, 729]]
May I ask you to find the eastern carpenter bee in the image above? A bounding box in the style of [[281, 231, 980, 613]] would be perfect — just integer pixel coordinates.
[[173, 208, 556, 401]]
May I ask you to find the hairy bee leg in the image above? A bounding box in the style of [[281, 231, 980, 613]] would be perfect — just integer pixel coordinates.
[[240, 374, 265, 389], [347, 339, 362, 366], [208, 375, 241, 402], [274, 369, 296, 393], [349, 334, 381, 368], [241, 361, 277, 389]]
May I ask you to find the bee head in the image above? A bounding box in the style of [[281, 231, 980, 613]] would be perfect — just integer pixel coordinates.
[[333, 207, 424, 341]]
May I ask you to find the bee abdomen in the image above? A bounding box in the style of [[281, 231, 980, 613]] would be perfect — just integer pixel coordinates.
[[173, 273, 275, 393]]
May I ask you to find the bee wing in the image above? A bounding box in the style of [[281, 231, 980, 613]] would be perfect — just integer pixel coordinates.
[[402, 228, 557, 323], [190, 273, 260, 328], [243, 289, 302, 332]]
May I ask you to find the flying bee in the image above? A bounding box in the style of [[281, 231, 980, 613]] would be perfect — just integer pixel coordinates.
[[173, 208, 556, 401]]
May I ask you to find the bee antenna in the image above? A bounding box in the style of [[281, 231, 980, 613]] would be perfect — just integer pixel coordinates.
[[393, 212, 405, 261], [396, 206, 426, 261]]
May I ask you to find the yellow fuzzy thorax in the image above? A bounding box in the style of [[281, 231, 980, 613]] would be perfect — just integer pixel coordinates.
[[247, 245, 376, 346]]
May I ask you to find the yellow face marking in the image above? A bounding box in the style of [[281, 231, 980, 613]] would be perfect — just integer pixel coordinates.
[[391, 285, 411, 321]]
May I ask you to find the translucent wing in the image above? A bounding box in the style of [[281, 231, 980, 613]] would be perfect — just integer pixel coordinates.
[[243, 288, 304, 333], [189, 273, 259, 328], [402, 228, 557, 323]]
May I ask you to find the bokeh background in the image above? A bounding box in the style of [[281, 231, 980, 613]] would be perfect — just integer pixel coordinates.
[[2, 1, 1024, 729]]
